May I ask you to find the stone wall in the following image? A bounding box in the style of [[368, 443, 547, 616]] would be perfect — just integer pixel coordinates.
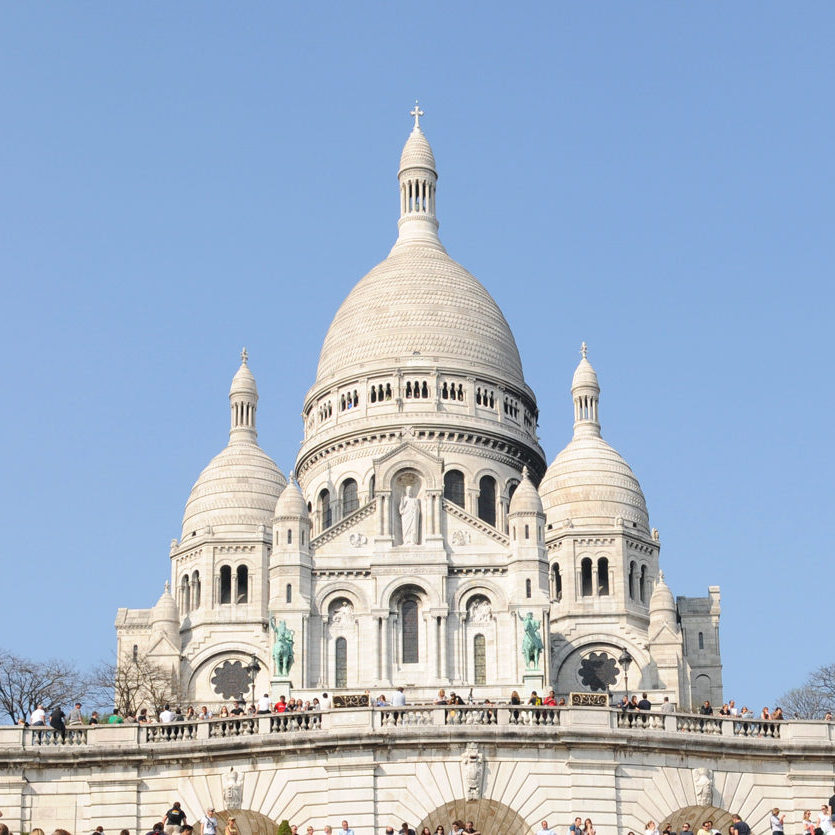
[[2, 707, 833, 835]]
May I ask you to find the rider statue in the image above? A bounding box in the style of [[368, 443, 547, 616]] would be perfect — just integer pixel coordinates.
[[517, 611, 543, 670], [269, 616, 295, 677]]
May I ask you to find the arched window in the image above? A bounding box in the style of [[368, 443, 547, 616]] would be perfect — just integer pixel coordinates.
[[191, 571, 200, 609], [369, 474, 375, 499], [219, 565, 232, 605], [581, 558, 593, 597], [552, 563, 562, 601], [473, 634, 486, 685], [236, 565, 249, 604], [597, 558, 610, 596], [507, 481, 519, 502], [335, 637, 347, 688], [444, 470, 465, 508], [341, 478, 358, 517], [132, 644, 138, 662], [286, 583, 292, 604], [319, 489, 332, 529], [477, 475, 496, 526], [628, 561, 636, 600], [370, 386, 377, 403], [287, 528, 292, 544], [698, 631, 704, 650], [525, 578, 532, 598], [524, 524, 530, 539], [421, 381, 429, 398], [180, 575, 190, 613], [639, 564, 647, 604], [401, 598, 419, 663]]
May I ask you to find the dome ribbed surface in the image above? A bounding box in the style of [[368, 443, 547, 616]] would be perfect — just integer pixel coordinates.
[[182, 442, 286, 538], [399, 127, 436, 173], [540, 436, 649, 532], [316, 246, 524, 386]]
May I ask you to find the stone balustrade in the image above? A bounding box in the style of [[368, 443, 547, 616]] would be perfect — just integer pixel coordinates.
[[3, 707, 834, 751]]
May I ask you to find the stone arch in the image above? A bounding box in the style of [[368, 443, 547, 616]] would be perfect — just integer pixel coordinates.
[[216, 811, 278, 835], [379, 576, 440, 611], [453, 578, 508, 613], [417, 798, 529, 835], [314, 581, 369, 615], [662, 806, 733, 835], [551, 638, 650, 695], [376, 444, 442, 492], [185, 647, 270, 701]]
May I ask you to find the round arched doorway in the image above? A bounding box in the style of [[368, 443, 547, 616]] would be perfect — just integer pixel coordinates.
[[216, 810, 278, 835], [417, 798, 529, 835], [662, 806, 733, 834]]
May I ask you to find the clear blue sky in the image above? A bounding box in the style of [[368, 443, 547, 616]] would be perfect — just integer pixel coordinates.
[[1, 2, 832, 710]]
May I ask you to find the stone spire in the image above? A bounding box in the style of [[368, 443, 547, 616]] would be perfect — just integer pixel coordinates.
[[571, 342, 601, 439], [229, 347, 258, 443], [392, 101, 444, 251]]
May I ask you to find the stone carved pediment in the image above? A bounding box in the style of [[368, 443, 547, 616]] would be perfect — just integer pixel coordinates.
[[373, 441, 443, 491]]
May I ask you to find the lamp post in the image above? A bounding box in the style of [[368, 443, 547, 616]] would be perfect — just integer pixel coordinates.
[[618, 647, 633, 700], [245, 654, 261, 710]]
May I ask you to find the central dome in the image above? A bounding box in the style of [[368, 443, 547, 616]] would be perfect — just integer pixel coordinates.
[[315, 246, 525, 386]]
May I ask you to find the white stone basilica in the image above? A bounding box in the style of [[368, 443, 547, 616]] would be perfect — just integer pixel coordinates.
[[116, 109, 723, 710]]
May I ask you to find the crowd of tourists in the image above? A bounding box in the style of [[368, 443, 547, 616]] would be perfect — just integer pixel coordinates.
[[15, 687, 835, 736], [4, 791, 835, 835]]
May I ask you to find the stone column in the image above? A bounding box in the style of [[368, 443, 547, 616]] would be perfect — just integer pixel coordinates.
[[439, 614, 448, 682]]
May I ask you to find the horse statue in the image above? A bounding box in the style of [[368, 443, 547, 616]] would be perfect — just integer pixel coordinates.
[[518, 611, 543, 669], [270, 616, 295, 676]]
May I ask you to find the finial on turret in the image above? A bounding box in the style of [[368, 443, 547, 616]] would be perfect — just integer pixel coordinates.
[[241, 347, 249, 365], [522, 465, 529, 480], [410, 100, 424, 129], [164, 580, 170, 594], [658, 569, 664, 582], [580, 341, 588, 359], [289, 469, 296, 483]]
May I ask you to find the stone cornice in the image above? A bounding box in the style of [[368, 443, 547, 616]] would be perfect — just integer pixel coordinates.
[[442, 499, 510, 546]]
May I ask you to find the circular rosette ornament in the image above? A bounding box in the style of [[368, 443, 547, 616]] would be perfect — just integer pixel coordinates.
[[211, 659, 250, 700], [578, 651, 619, 691]]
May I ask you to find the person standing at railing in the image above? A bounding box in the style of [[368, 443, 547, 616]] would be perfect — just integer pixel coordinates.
[[392, 687, 406, 707], [68, 703, 83, 726], [50, 705, 66, 740], [163, 801, 187, 835], [660, 697, 674, 714], [543, 690, 556, 706], [30, 704, 46, 726]]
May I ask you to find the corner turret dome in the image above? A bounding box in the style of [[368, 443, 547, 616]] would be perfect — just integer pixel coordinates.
[[509, 467, 544, 516], [274, 475, 309, 519], [649, 570, 676, 615], [151, 582, 178, 625], [540, 346, 649, 533], [181, 353, 286, 539]]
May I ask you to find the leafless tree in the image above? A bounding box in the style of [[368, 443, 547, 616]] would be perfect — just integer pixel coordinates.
[[777, 663, 835, 719], [91, 653, 180, 718], [0, 649, 92, 724]]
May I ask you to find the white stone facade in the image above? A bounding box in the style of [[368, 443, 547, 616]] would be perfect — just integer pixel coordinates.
[[116, 112, 723, 711]]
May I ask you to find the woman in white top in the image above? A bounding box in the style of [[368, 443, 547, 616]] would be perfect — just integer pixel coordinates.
[[769, 808, 784, 835], [645, 821, 660, 835]]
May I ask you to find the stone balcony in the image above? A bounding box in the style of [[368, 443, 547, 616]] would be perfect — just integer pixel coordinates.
[[3, 706, 834, 754]]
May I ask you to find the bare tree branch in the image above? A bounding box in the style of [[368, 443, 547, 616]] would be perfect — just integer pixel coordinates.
[[0, 649, 92, 724], [90, 653, 180, 718], [777, 663, 835, 719]]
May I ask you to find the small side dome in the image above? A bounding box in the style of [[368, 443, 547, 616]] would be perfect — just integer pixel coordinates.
[[509, 466, 543, 516], [649, 570, 676, 615], [151, 582, 178, 624], [540, 436, 649, 532], [274, 475, 309, 519]]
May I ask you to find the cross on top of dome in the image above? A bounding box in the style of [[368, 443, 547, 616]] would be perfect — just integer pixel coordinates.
[[410, 100, 424, 129], [241, 347, 249, 365], [581, 342, 588, 359]]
